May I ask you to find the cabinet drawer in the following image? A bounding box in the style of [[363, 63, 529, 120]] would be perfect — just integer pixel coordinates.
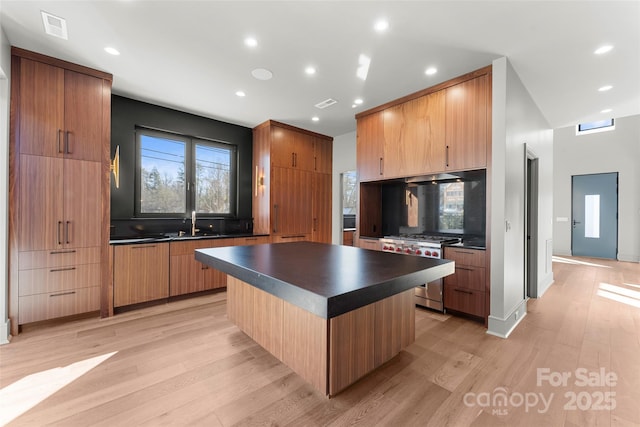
[[358, 238, 381, 251], [444, 266, 486, 292], [19, 285, 100, 324], [19, 263, 100, 296], [169, 238, 234, 256], [19, 247, 100, 270], [444, 286, 485, 318], [271, 234, 310, 243], [233, 236, 270, 246], [444, 247, 485, 267]]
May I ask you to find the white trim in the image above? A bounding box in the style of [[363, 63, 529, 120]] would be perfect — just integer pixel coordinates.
[[487, 299, 528, 338]]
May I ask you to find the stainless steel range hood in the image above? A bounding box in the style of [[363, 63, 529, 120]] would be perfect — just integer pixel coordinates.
[[405, 169, 485, 184]]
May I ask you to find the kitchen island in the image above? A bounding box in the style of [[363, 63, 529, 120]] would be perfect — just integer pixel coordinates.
[[196, 242, 454, 396]]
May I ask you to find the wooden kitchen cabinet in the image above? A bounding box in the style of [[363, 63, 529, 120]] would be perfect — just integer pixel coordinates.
[[314, 137, 333, 174], [17, 247, 101, 324], [253, 120, 333, 242], [443, 247, 487, 319], [270, 125, 315, 171], [312, 173, 332, 243], [445, 73, 489, 171], [8, 48, 112, 333], [272, 167, 313, 236], [114, 243, 169, 307], [383, 91, 446, 178], [357, 237, 381, 251], [356, 110, 385, 181], [18, 57, 104, 162], [169, 239, 229, 297]]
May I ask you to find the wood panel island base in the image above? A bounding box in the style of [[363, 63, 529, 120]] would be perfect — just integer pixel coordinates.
[[195, 242, 454, 396]]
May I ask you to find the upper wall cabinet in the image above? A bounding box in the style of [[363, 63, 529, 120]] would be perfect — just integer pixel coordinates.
[[383, 91, 446, 178], [356, 66, 491, 181], [356, 110, 385, 181], [18, 58, 106, 162], [445, 73, 489, 171]]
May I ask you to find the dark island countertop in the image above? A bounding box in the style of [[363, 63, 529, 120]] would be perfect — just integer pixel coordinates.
[[195, 241, 454, 319]]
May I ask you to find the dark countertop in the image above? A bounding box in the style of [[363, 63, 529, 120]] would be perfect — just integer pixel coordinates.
[[109, 233, 268, 246], [195, 241, 454, 319]]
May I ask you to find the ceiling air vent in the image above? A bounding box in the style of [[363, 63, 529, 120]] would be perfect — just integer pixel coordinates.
[[315, 98, 338, 109], [41, 11, 68, 40]]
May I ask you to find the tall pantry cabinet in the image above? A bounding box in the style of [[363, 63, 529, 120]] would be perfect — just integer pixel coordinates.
[[252, 120, 333, 244], [8, 48, 112, 334]]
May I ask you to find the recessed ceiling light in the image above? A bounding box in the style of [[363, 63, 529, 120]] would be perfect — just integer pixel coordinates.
[[598, 85, 613, 92], [425, 67, 437, 76], [305, 66, 316, 75], [594, 45, 613, 55], [104, 47, 120, 55], [601, 108, 613, 113], [354, 98, 363, 105], [312, 116, 319, 122], [374, 19, 389, 32], [244, 37, 258, 48], [352, 104, 357, 108], [251, 68, 273, 80], [235, 91, 246, 97], [357, 54, 371, 81]]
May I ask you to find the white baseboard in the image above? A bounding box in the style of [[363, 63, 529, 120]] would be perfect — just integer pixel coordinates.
[[0, 319, 11, 345], [487, 299, 528, 339]]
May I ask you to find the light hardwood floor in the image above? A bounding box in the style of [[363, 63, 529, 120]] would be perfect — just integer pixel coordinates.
[[1, 256, 639, 426]]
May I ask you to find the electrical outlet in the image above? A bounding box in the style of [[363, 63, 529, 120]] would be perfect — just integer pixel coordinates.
[[514, 310, 519, 320]]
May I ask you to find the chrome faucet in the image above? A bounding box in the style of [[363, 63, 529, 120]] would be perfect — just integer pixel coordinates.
[[191, 210, 199, 236]]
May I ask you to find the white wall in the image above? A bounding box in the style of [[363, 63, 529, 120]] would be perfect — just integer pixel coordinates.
[[331, 131, 357, 244], [488, 57, 554, 338], [1, 24, 11, 344], [553, 115, 640, 262]]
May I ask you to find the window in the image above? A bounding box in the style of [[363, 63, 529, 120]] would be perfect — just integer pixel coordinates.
[[136, 128, 236, 217], [576, 118, 615, 135]]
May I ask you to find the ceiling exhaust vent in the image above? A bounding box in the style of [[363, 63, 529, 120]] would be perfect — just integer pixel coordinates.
[[41, 11, 68, 40], [315, 98, 338, 109]]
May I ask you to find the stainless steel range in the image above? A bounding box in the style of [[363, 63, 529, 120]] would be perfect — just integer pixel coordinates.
[[380, 235, 460, 312]]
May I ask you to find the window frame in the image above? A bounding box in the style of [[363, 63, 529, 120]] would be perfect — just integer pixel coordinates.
[[134, 127, 238, 218]]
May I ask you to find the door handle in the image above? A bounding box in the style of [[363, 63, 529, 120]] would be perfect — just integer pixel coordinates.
[[273, 204, 279, 233], [572, 219, 581, 228]]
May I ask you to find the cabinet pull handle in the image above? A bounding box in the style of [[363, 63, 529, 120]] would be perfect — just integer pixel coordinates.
[[291, 153, 295, 167], [57, 221, 63, 245], [132, 245, 157, 249], [314, 156, 317, 171], [244, 237, 258, 241], [50, 267, 76, 273], [50, 249, 76, 255], [446, 146, 449, 167], [379, 157, 384, 175], [454, 288, 473, 295], [57, 129, 64, 153], [454, 250, 475, 254], [273, 204, 278, 233], [50, 291, 76, 297], [313, 218, 317, 232], [456, 266, 475, 271], [65, 221, 71, 244], [282, 235, 305, 239], [294, 152, 298, 167], [201, 265, 209, 270], [65, 131, 71, 154]]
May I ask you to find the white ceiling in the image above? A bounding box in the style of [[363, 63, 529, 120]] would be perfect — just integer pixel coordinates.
[[1, 1, 639, 137]]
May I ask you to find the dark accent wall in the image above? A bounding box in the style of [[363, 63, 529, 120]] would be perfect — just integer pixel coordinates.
[[110, 95, 253, 235]]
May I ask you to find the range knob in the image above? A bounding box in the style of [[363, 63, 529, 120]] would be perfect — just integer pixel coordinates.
[[415, 249, 422, 255], [395, 247, 402, 252], [405, 248, 412, 254], [424, 250, 432, 256], [382, 246, 388, 250]]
